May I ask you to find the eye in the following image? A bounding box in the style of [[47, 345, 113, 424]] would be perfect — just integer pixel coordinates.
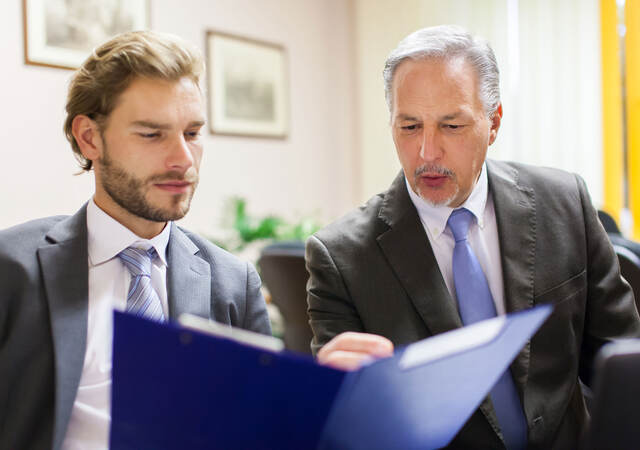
[[185, 130, 202, 140], [400, 123, 421, 133], [442, 124, 463, 130], [139, 132, 160, 139]]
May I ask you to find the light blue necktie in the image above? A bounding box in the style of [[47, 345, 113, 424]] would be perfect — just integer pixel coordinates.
[[118, 246, 165, 322], [448, 208, 527, 450]]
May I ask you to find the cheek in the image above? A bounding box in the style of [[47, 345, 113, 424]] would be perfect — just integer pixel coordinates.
[[394, 134, 418, 160], [458, 137, 488, 183], [191, 145, 204, 167], [396, 146, 418, 175]]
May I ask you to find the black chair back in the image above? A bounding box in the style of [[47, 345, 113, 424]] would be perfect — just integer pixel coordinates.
[[598, 210, 621, 234], [613, 245, 640, 311], [586, 340, 640, 450], [258, 241, 313, 354]]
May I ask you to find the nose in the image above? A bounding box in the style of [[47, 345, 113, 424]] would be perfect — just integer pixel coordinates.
[[418, 129, 442, 162], [166, 134, 194, 171]]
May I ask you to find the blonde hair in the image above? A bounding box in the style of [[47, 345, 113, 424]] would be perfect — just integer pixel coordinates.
[[64, 30, 204, 171]]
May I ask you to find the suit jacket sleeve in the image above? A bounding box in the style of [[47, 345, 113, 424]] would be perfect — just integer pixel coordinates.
[[577, 174, 640, 384], [306, 234, 365, 355], [243, 261, 273, 335]]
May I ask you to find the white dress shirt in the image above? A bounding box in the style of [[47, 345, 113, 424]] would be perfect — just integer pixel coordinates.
[[405, 163, 506, 316], [62, 199, 171, 450]]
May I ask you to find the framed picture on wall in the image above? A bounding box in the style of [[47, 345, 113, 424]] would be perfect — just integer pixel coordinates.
[[206, 31, 289, 138], [23, 0, 150, 70]]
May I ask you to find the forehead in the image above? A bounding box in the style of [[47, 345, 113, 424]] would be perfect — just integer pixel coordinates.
[[391, 57, 482, 114], [111, 76, 204, 122]]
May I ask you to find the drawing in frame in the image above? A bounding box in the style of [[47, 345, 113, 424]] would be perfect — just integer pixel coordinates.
[[206, 31, 289, 138], [23, 0, 150, 70]]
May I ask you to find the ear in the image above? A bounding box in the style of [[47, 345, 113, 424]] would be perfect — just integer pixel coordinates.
[[71, 115, 103, 161], [488, 103, 503, 146]]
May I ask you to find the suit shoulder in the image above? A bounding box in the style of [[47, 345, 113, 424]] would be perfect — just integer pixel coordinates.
[[0, 216, 67, 237], [494, 160, 580, 187], [0, 216, 68, 283], [312, 192, 387, 249], [490, 160, 584, 199], [0, 216, 67, 254]]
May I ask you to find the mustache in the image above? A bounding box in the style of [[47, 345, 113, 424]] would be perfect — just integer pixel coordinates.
[[414, 164, 454, 178], [147, 170, 199, 184]]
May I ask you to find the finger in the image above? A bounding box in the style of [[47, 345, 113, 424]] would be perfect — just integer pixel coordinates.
[[317, 350, 376, 371], [319, 331, 394, 358]]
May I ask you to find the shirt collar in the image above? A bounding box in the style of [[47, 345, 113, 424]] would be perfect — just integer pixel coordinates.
[[406, 162, 489, 239], [86, 198, 171, 267]]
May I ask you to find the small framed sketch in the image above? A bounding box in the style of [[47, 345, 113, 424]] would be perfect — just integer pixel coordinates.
[[23, 0, 150, 70], [206, 31, 289, 138]]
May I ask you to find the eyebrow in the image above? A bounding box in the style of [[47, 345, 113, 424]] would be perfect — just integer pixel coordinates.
[[131, 120, 206, 129], [440, 112, 465, 121], [395, 114, 420, 122]]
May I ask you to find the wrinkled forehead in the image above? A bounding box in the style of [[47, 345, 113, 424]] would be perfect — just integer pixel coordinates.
[[391, 56, 483, 112]]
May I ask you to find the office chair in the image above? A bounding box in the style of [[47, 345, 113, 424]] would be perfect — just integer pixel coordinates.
[[613, 245, 640, 310], [586, 340, 640, 450], [609, 233, 640, 261], [258, 241, 313, 354], [598, 210, 621, 234]]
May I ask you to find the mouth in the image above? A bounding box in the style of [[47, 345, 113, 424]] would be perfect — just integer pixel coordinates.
[[153, 180, 192, 194], [418, 173, 449, 188]]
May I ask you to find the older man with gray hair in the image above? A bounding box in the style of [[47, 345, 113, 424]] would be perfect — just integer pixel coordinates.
[[307, 25, 639, 448]]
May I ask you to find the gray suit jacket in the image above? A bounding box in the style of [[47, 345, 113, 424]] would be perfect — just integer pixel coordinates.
[[0, 204, 271, 450], [306, 159, 640, 449]]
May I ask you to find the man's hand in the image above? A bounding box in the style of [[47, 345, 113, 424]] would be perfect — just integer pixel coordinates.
[[317, 331, 394, 371]]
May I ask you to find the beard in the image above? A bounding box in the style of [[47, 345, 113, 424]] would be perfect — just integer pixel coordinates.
[[99, 147, 199, 222], [413, 164, 458, 207]]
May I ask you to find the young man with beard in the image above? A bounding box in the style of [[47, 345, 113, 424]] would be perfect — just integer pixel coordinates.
[[306, 25, 640, 448], [0, 31, 270, 450]]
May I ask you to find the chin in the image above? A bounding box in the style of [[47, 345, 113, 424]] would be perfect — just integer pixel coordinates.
[[417, 189, 458, 208], [137, 202, 191, 223]]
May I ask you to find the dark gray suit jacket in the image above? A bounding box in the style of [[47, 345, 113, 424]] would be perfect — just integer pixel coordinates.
[[0, 205, 271, 450], [306, 159, 640, 449]]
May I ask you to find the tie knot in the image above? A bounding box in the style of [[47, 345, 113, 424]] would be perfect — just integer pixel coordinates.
[[447, 208, 474, 242], [118, 246, 157, 277]]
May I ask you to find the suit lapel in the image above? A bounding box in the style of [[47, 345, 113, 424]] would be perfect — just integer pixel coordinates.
[[379, 166, 538, 445], [35, 210, 212, 448], [378, 173, 502, 442], [487, 160, 537, 396], [37, 206, 89, 450], [376, 172, 462, 336], [166, 223, 211, 320]]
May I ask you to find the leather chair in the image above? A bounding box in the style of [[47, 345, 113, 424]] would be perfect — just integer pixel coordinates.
[[613, 245, 640, 311], [598, 210, 621, 234], [258, 241, 313, 354], [609, 233, 640, 261]]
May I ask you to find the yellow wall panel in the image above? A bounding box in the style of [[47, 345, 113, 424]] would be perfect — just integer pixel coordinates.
[[600, 0, 624, 224], [626, 0, 640, 239]]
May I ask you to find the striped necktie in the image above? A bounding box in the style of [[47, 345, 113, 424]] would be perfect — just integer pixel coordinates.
[[448, 208, 527, 450], [118, 246, 165, 322]]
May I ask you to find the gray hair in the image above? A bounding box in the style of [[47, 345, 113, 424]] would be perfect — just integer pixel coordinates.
[[383, 25, 500, 116]]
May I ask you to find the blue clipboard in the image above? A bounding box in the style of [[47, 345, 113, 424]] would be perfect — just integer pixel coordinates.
[[110, 304, 552, 449]]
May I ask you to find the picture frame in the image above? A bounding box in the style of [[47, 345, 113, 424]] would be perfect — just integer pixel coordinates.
[[23, 0, 150, 70], [206, 31, 289, 138]]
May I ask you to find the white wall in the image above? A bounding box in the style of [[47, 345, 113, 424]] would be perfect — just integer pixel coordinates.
[[353, 0, 604, 206], [0, 0, 358, 235], [0, 0, 607, 235], [352, 0, 420, 201]]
